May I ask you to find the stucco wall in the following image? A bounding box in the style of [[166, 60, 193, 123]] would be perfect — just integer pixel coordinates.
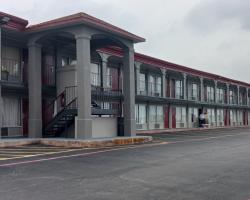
[[92, 117, 117, 138], [56, 65, 76, 95]]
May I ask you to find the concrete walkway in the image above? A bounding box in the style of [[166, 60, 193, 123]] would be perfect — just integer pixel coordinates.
[[0, 136, 152, 148], [137, 126, 248, 135]]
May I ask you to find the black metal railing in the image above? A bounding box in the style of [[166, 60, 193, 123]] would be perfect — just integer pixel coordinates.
[[43, 86, 77, 126], [91, 72, 101, 87], [43, 85, 122, 126], [148, 82, 162, 97], [1, 58, 21, 82]]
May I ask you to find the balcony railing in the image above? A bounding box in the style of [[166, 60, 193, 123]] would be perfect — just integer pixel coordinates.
[[91, 72, 101, 87], [1, 58, 21, 82], [148, 82, 162, 97]]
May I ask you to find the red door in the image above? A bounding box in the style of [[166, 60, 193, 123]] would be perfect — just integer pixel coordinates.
[[22, 99, 29, 137], [172, 106, 176, 128], [164, 106, 169, 128]]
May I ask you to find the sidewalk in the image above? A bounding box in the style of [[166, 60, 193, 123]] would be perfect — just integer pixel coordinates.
[[137, 126, 249, 135], [0, 136, 152, 148]]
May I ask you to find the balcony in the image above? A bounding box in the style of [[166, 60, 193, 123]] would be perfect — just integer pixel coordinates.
[[1, 58, 21, 82], [148, 82, 162, 97]]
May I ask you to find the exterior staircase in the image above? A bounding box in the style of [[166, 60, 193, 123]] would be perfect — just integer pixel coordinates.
[[43, 86, 122, 137]]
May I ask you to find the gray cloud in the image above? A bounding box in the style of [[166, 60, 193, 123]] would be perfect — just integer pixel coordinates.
[[1, 0, 250, 83], [186, 0, 250, 32]]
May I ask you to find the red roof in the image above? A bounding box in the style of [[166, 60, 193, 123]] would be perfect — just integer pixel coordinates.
[[26, 12, 145, 43], [0, 11, 28, 31], [100, 47, 250, 88]]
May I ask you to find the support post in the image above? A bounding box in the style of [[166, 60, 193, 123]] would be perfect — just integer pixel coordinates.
[[237, 85, 240, 105], [28, 42, 42, 138], [123, 46, 136, 137], [214, 80, 218, 103], [169, 105, 172, 129], [161, 68, 166, 98], [247, 88, 249, 106], [226, 83, 230, 104], [0, 27, 2, 137], [200, 77, 204, 102], [135, 62, 141, 95], [102, 53, 109, 88], [183, 73, 187, 100], [75, 34, 92, 139]]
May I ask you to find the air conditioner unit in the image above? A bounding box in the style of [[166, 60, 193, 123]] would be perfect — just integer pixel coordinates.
[[155, 93, 160, 97], [154, 123, 160, 129], [136, 124, 143, 130], [191, 96, 196, 101], [140, 91, 146, 95], [1, 127, 23, 137], [219, 122, 223, 126], [180, 123, 185, 128]]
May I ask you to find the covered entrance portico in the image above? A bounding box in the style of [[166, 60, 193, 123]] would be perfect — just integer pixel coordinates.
[[26, 13, 145, 139]]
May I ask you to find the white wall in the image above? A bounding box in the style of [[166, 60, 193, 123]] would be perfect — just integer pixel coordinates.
[[92, 117, 117, 138], [56, 65, 76, 95]]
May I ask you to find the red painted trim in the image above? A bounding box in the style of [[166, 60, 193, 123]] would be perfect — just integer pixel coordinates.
[[164, 106, 169, 128], [25, 13, 145, 43], [100, 47, 250, 88], [172, 107, 176, 129], [0, 11, 28, 31]]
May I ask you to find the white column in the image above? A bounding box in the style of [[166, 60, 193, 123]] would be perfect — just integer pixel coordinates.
[[200, 77, 204, 102], [28, 42, 42, 138], [186, 106, 189, 128], [123, 46, 136, 137], [227, 83, 230, 104], [161, 68, 166, 98], [0, 27, 2, 137], [183, 73, 187, 100], [237, 85, 240, 105], [214, 80, 218, 103], [247, 88, 249, 106], [75, 34, 92, 139], [101, 53, 109, 88], [135, 62, 141, 95]]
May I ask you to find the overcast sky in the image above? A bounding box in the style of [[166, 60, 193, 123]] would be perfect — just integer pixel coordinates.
[[2, 0, 250, 82]]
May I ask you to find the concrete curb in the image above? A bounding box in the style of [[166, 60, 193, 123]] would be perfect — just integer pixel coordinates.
[[0, 139, 40, 148], [0, 136, 153, 148], [137, 126, 249, 135]]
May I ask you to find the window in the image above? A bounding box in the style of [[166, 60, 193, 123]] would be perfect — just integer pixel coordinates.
[[188, 107, 198, 127], [229, 90, 237, 104], [149, 105, 164, 129], [107, 67, 112, 88], [135, 104, 147, 125], [148, 75, 162, 97], [206, 86, 215, 102], [176, 107, 186, 128], [190, 83, 198, 100], [217, 109, 224, 126], [1, 46, 21, 82], [2, 97, 21, 127], [216, 88, 225, 103], [230, 110, 237, 125], [91, 63, 101, 86], [207, 108, 216, 126], [61, 56, 76, 66], [139, 73, 146, 95], [175, 80, 183, 99]]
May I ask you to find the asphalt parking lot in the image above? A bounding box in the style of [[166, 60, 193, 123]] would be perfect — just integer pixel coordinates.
[[1, 128, 250, 200]]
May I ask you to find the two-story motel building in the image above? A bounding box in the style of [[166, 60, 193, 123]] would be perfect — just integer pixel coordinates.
[[0, 11, 249, 139]]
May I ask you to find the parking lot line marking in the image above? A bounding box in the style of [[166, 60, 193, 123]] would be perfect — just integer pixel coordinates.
[[1, 132, 249, 167], [0, 148, 87, 161]]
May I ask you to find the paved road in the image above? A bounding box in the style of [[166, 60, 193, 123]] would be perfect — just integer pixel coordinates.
[[1, 128, 250, 200]]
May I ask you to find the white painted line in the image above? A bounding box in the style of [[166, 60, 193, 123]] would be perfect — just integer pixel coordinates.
[[0, 132, 249, 167]]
